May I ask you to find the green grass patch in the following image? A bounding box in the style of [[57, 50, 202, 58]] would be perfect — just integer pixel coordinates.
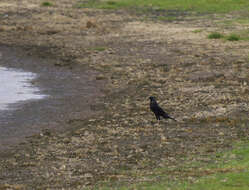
[[187, 172, 249, 190], [184, 142, 249, 190], [193, 29, 203, 33], [41, 1, 53, 6], [76, 0, 249, 14], [95, 141, 249, 189], [226, 34, 240, 41], [88, 47, 106, 51], [237, 18, 249, 24], [208, 32, 224, 39], [207, 31, 249, 41]]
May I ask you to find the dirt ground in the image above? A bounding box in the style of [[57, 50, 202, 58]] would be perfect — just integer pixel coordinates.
[[0, 0, 249, 189]]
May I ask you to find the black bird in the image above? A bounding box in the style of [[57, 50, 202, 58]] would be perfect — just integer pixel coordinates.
[[149, 96, 177, 121]]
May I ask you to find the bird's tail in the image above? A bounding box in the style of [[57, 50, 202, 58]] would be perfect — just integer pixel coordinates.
[[162, 113, 177, 122], [169, 116, 177, 122]]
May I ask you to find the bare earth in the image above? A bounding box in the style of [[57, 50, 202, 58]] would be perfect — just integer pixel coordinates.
[[0, 0, 248, 189]]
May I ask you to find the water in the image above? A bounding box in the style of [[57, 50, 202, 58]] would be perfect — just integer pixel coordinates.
[[0, 66, 46, 110]]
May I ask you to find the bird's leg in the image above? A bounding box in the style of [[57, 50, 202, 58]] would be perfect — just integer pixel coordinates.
[[153, 118, 160, 138]]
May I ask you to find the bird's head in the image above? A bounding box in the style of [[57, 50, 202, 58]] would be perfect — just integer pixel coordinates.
[[149, 96, 156, 101]]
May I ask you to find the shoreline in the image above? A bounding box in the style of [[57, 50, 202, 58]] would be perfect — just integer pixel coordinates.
[[0, 45, 105, 151]]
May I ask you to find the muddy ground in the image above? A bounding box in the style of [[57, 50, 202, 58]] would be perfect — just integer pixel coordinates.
[[0, 45, 104, 151], [0, 0, 249, 189]]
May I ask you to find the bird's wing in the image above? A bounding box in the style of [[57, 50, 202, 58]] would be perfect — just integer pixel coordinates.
[[157, 106, 167, 115]]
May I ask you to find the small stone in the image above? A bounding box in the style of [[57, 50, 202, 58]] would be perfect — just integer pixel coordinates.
[[86, 21, 97, 28], [96, 75, 106, 80]]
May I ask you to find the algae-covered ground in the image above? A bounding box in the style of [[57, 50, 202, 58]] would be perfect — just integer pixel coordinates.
[[0, 0, 248, 189]]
